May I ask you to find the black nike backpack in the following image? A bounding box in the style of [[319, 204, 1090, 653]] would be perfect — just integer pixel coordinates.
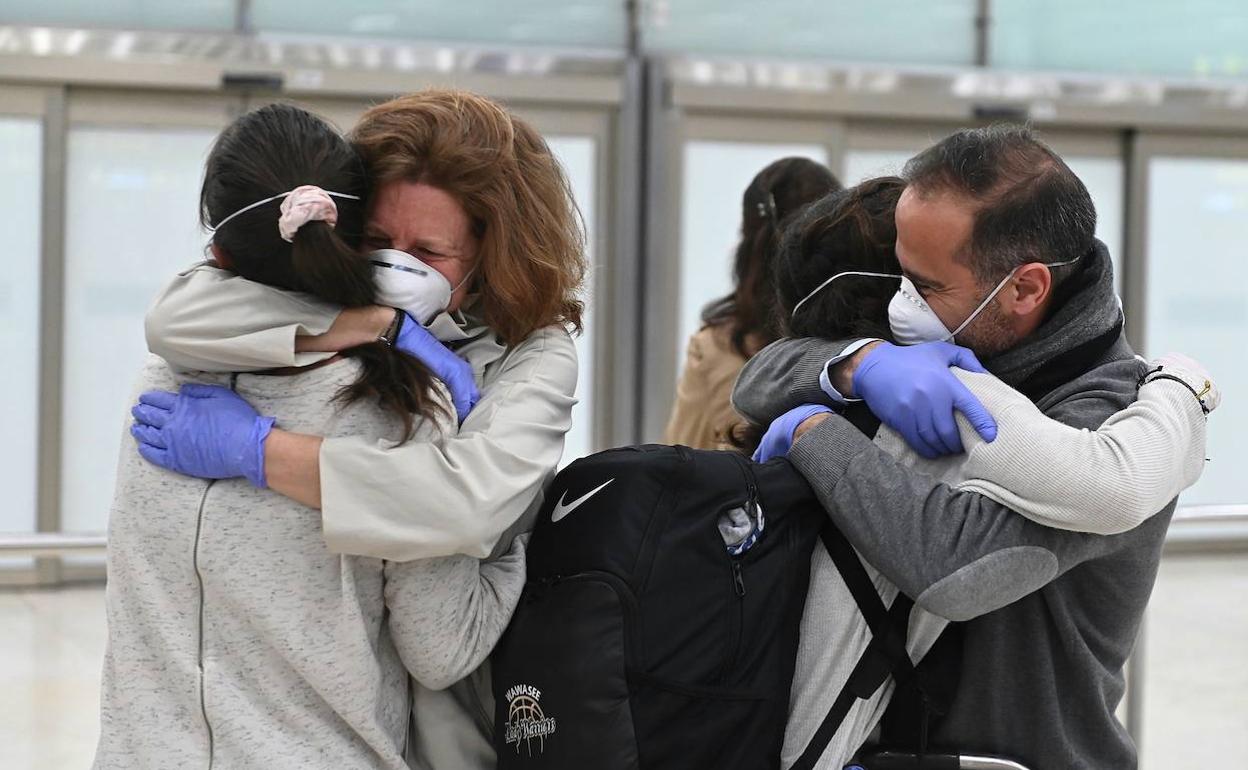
[[491, 444, 925, 770]]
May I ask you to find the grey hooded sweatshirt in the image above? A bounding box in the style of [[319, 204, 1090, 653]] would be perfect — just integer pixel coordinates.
[[93, 355, 525, 770], [733, 242, 1170, 769]]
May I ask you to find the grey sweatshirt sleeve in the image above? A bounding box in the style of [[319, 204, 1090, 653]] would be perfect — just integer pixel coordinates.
[[383, 534, 527, 691], [787, 412, 1172, 622], [730, 337, 856, 425]]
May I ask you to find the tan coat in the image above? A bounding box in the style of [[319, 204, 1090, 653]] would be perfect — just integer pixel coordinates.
[[662, 325, 757, 450]]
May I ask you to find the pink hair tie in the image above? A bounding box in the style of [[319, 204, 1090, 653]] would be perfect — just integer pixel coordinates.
[[278, 185, 340, 242]]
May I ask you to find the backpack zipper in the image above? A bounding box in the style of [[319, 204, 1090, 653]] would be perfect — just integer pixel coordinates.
[[723, 454, 760, 683], [547, 570, 645, 668]]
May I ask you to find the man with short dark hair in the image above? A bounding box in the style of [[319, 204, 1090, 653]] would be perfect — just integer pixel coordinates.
[[734, 125, 1167, 768], [892, 124, 1096, 355]]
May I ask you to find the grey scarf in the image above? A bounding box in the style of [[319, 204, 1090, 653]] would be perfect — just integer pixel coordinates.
[[983, 239, 1128, 395]]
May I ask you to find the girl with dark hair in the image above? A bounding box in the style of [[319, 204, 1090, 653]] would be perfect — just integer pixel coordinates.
[[663, 156, 841, 449], [748, 179, 1217, 768], [94, 104, 526, 770]]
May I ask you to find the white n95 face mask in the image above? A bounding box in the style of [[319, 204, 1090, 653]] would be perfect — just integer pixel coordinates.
[[889, 272, 1017, 346], [369, 248, 474, 325], [888, 252, 1085, 346], [887, 275, 974, 345]]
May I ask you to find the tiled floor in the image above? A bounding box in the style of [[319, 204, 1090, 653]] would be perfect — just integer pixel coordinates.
[[1139, 553, 1248, 769], [0, 586, 107, 770], [1, 555, 1245, 770]]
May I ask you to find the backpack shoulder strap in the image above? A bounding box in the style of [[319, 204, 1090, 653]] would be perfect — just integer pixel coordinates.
[[789, 521, 917, 770]]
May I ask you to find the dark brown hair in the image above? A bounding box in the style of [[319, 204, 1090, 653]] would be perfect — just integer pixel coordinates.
[[775, 176, 905, 340], [350, 90, 586, 346], [903, 124, 1096, 288], [730, 177, 905, 454], [201, 103, 444, 440], [702, 156, 842, 358]]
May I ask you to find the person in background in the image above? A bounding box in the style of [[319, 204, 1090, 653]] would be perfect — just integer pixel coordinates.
[[662, 157, 841, 449]]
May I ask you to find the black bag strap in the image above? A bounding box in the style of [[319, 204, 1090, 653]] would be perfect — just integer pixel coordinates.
[[789, 522, 918, 770]]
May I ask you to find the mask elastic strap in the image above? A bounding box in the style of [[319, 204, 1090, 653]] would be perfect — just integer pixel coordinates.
[[451, 267, 476, 294], [791, 271, 902, 320], [947, 251, 1086, 339], [947, 268, 1017, 339], [207, 189, 361, 234]]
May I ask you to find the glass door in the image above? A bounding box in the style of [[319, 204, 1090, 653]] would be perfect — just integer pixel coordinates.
[[59, 90, 238, 573], [0, 85, 50, 582], [1131, 132, 1248, 510]]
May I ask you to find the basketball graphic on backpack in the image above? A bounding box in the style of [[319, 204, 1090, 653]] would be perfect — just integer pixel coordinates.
[[504, 684, 558, 755]]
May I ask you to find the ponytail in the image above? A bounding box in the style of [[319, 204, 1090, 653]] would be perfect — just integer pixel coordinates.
[[203, 103, 452, 442], [290, 220, 449, 442], [335, 340, 450, 442]]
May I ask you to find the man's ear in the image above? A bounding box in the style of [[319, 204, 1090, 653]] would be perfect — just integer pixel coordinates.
[[209, 242, 234, 270], [1004, 262, 1054, 317]]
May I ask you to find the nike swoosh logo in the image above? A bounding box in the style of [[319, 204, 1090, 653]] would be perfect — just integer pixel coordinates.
[[550, 478, 615, 523]]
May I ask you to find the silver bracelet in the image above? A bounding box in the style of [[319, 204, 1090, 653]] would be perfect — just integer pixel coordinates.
[[377, 308, 404, 347]]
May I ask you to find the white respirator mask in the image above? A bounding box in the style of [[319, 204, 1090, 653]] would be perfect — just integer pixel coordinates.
[[369, 248, 473, 325], [887, 253, 1084, 345]]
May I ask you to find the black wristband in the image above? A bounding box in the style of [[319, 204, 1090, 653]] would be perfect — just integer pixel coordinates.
[[1139, 366, 1212, 415], [377, 308, 404, 347]]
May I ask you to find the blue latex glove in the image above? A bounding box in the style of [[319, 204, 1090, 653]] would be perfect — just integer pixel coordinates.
[[130, 384, 275, 488], [753, 404, 834, 462], [851, 341, 997, 460], [394, 312, 480, 423]]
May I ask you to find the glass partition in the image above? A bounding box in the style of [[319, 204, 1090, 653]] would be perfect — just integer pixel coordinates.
[[992, 0, 1248, 79], [251, 0, 626, 49], [60, 126, 217, 538], [643, 0, 976, 66], [1143, 154, 1248, 506], [3, 0, 235, 30], [843, 149, 913, 186], [545, 135, 598, 465], [0, 117, 43, 572]]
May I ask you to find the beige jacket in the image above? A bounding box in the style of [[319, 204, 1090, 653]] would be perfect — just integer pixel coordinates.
[[662, 325, 756, 449], [143, 263, 579, 770], [145, 263, 578, 562]]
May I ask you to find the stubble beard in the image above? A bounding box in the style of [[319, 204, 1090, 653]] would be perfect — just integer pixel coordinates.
[[954, 297, 1017, 358]]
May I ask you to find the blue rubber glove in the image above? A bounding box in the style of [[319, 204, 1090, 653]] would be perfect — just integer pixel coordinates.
[[130, 384, 275, 488], [393, 312, 480, 423], [851, 341, 997, 460], [753, 404, 834, 462]]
